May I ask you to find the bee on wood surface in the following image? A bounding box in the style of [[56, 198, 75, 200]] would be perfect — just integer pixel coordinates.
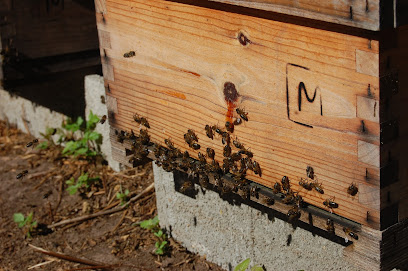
[[164, 138, 175, 149], [343, 227, 358, 240], [287, 206, 301, 223], [191, 142, 200, 150], [180, 181, 193, 193], [206, 147, 215, 160], [212, 125, 223, 135], [222, 160, 230, 174], [250, 186, 260, 199], [231, 152, 242, 162], [272, 182, 282, 194], [299, 178, 313, 191], [282, 191, 295, 205], [199, 175, 210, 189], [253, 161, 262, 177], [205, 125, 214, 139], [117, 133, 125, 143], [313, 180, 324, 194], [99, 115, 107, 124], [123, 51, 136, 58], [264, 196, 275, 205], [323, 197, 338, 209], [347, 183, 358, 196], [16, 170, 28, 180], [233, 118, 242, 126], [236, 108, 248, 121], [187, 129, 198, 141], [26, 139, 39, 148], [139, 129, 150, 145], [133, 113, 141, 123], [221, 132, 230, 145], [238, 149, 253, 158], [281, 176, 290, 192], [306, 165, 314, 179], [223, 144, 231, 157], [225, 121, 234, 133], [140, 117, 150, 128], [326, 219, 335, 234], [233, 137, 243, 149], [198, 152, 206, 163]]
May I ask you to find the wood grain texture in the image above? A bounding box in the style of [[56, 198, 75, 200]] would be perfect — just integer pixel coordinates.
[[206, 0, 381, 30], [97, 0, 383, 227]]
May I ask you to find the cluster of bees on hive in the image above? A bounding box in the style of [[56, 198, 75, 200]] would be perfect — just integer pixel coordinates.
[[112, 106, 360, 242]]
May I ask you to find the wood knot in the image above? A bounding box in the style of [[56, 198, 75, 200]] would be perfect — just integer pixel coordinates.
[[238, 32, 250, 46], [223, 82, 239, 103]]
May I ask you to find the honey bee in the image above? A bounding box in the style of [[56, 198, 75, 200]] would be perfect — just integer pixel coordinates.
[[306, 165, 314, 179], [16, 170, 28, 180], [199, 175, 210, 189], [272, 182, 282, 194], [299, 178, 313, 191], [100, 95, 106, 104], [225, 121, 234, 133], [164, 138, 175, 149], [238, 149, 253, 158], [187, 129, 198, 141], [223, 144, 231, 157], [231, 152, 242, 162], [326, 219, 335, 234], [282, 192, 295, 205], [253, 161, 262, 177], [206, 148, 215, 160], [281, 176, 290, 191], [205, 125, 214, 139], [236, 108, 248, 121], [323, 197, 338, 209], [191, 142, 200, 150], [180, 181, 193, 193], [99, 115, 107, 124], [233, 137, 243, 149], [250, 186, 260, 199], [347, 183, 358, 196], [123, 51, 136, 58], [213, 125, 223, 135], [198, 152, 206, 163], [264, 196, 274, 205], [140, 117, 150, 128], [221, 132, 230, 145], [287, 206, 301, 223], [133, 113, 141, 123], [313, 181, 324, 194], [233, 118, 242, 126], [222, 160, 230, 174], [26, 139, 39, 148], [139, 129, 150, 145], [343, 227, 358, 240]]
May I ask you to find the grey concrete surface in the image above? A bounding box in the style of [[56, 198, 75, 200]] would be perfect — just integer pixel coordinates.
[[84, 74, 120, 171], [153, 163, 360, 271]]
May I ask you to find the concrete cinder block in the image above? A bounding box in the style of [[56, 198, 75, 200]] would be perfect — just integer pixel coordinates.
[[84, 74, 120, 172], [153, 163, 360, 271]]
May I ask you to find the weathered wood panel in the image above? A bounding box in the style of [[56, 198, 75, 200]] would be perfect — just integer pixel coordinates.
[[97, 0, 384, 227]]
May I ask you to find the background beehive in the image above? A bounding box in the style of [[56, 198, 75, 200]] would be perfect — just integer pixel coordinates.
[[95, 0, 407, 231]]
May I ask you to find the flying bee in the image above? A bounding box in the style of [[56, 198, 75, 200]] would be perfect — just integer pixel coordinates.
[[343, 227, 358, 240], [205, 125, 214, 139], [233, 118, 242, 126], [236, 108, 248, 121], [326, 219, 335, 234], [306, 165, 314, 179], [16, 170, 28, 180], [323, 197, 338, 209], [99, 115, 107, 124], [225, 121, 234, 133], [253, 161, 262, 177], [223, 144, 231, 157], [180, 181, 193, 193], [347, 183, 359, 196], [123, 51, 136, 58], [313, 181, 324, 194], [221, 132, 230, 145], [272, 182, 282, 194], [281, 176, 290, 191], [299, 178, 313, 191], [26, 139, 39, 148], [287, 206, 301, 223]]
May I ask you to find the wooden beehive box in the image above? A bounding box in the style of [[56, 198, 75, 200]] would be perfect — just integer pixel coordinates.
[[95, 0, 408, 269]]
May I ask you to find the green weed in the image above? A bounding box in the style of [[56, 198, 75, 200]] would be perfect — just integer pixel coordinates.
[[66, 172, 100, 195], [139, 216, 168, 255], [13, 212, 37, 238], [116, 185, 130, 206], [234, 258, 264, 271]]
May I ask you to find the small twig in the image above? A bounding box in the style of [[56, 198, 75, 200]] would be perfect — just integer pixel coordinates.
[[64, 266, 116, 271], [29, 244, 105, 267], [27, 259, 55, 269], [111, 209, 127, 233], [53, 180, 64, 216], [48, 183, 154, 228], [47, 201, 54, 222]]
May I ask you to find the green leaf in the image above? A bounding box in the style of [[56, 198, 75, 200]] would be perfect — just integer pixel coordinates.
[[155, 248, 164, 255], [234, 258, 251, 271], [155, 241, 160, 248], [76, 116, 84, 127], [159, 241, 167, 249], [140, 216, 159, 230], [78, 173, 89, 182], [154, 230, 163, 238], [75, 148, 88, 156], [86, 111, 99, 130], [251, 265, 264, 271], [13, 213, 25, 224], [88, 131, 101, 141], [31, 221, 38, 227], [36, 141, 49, 150], [62, 141, 77, 154], [67, 185, 79, 195], [124, 189, 129, 196], [66, 177, 75, 186]]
